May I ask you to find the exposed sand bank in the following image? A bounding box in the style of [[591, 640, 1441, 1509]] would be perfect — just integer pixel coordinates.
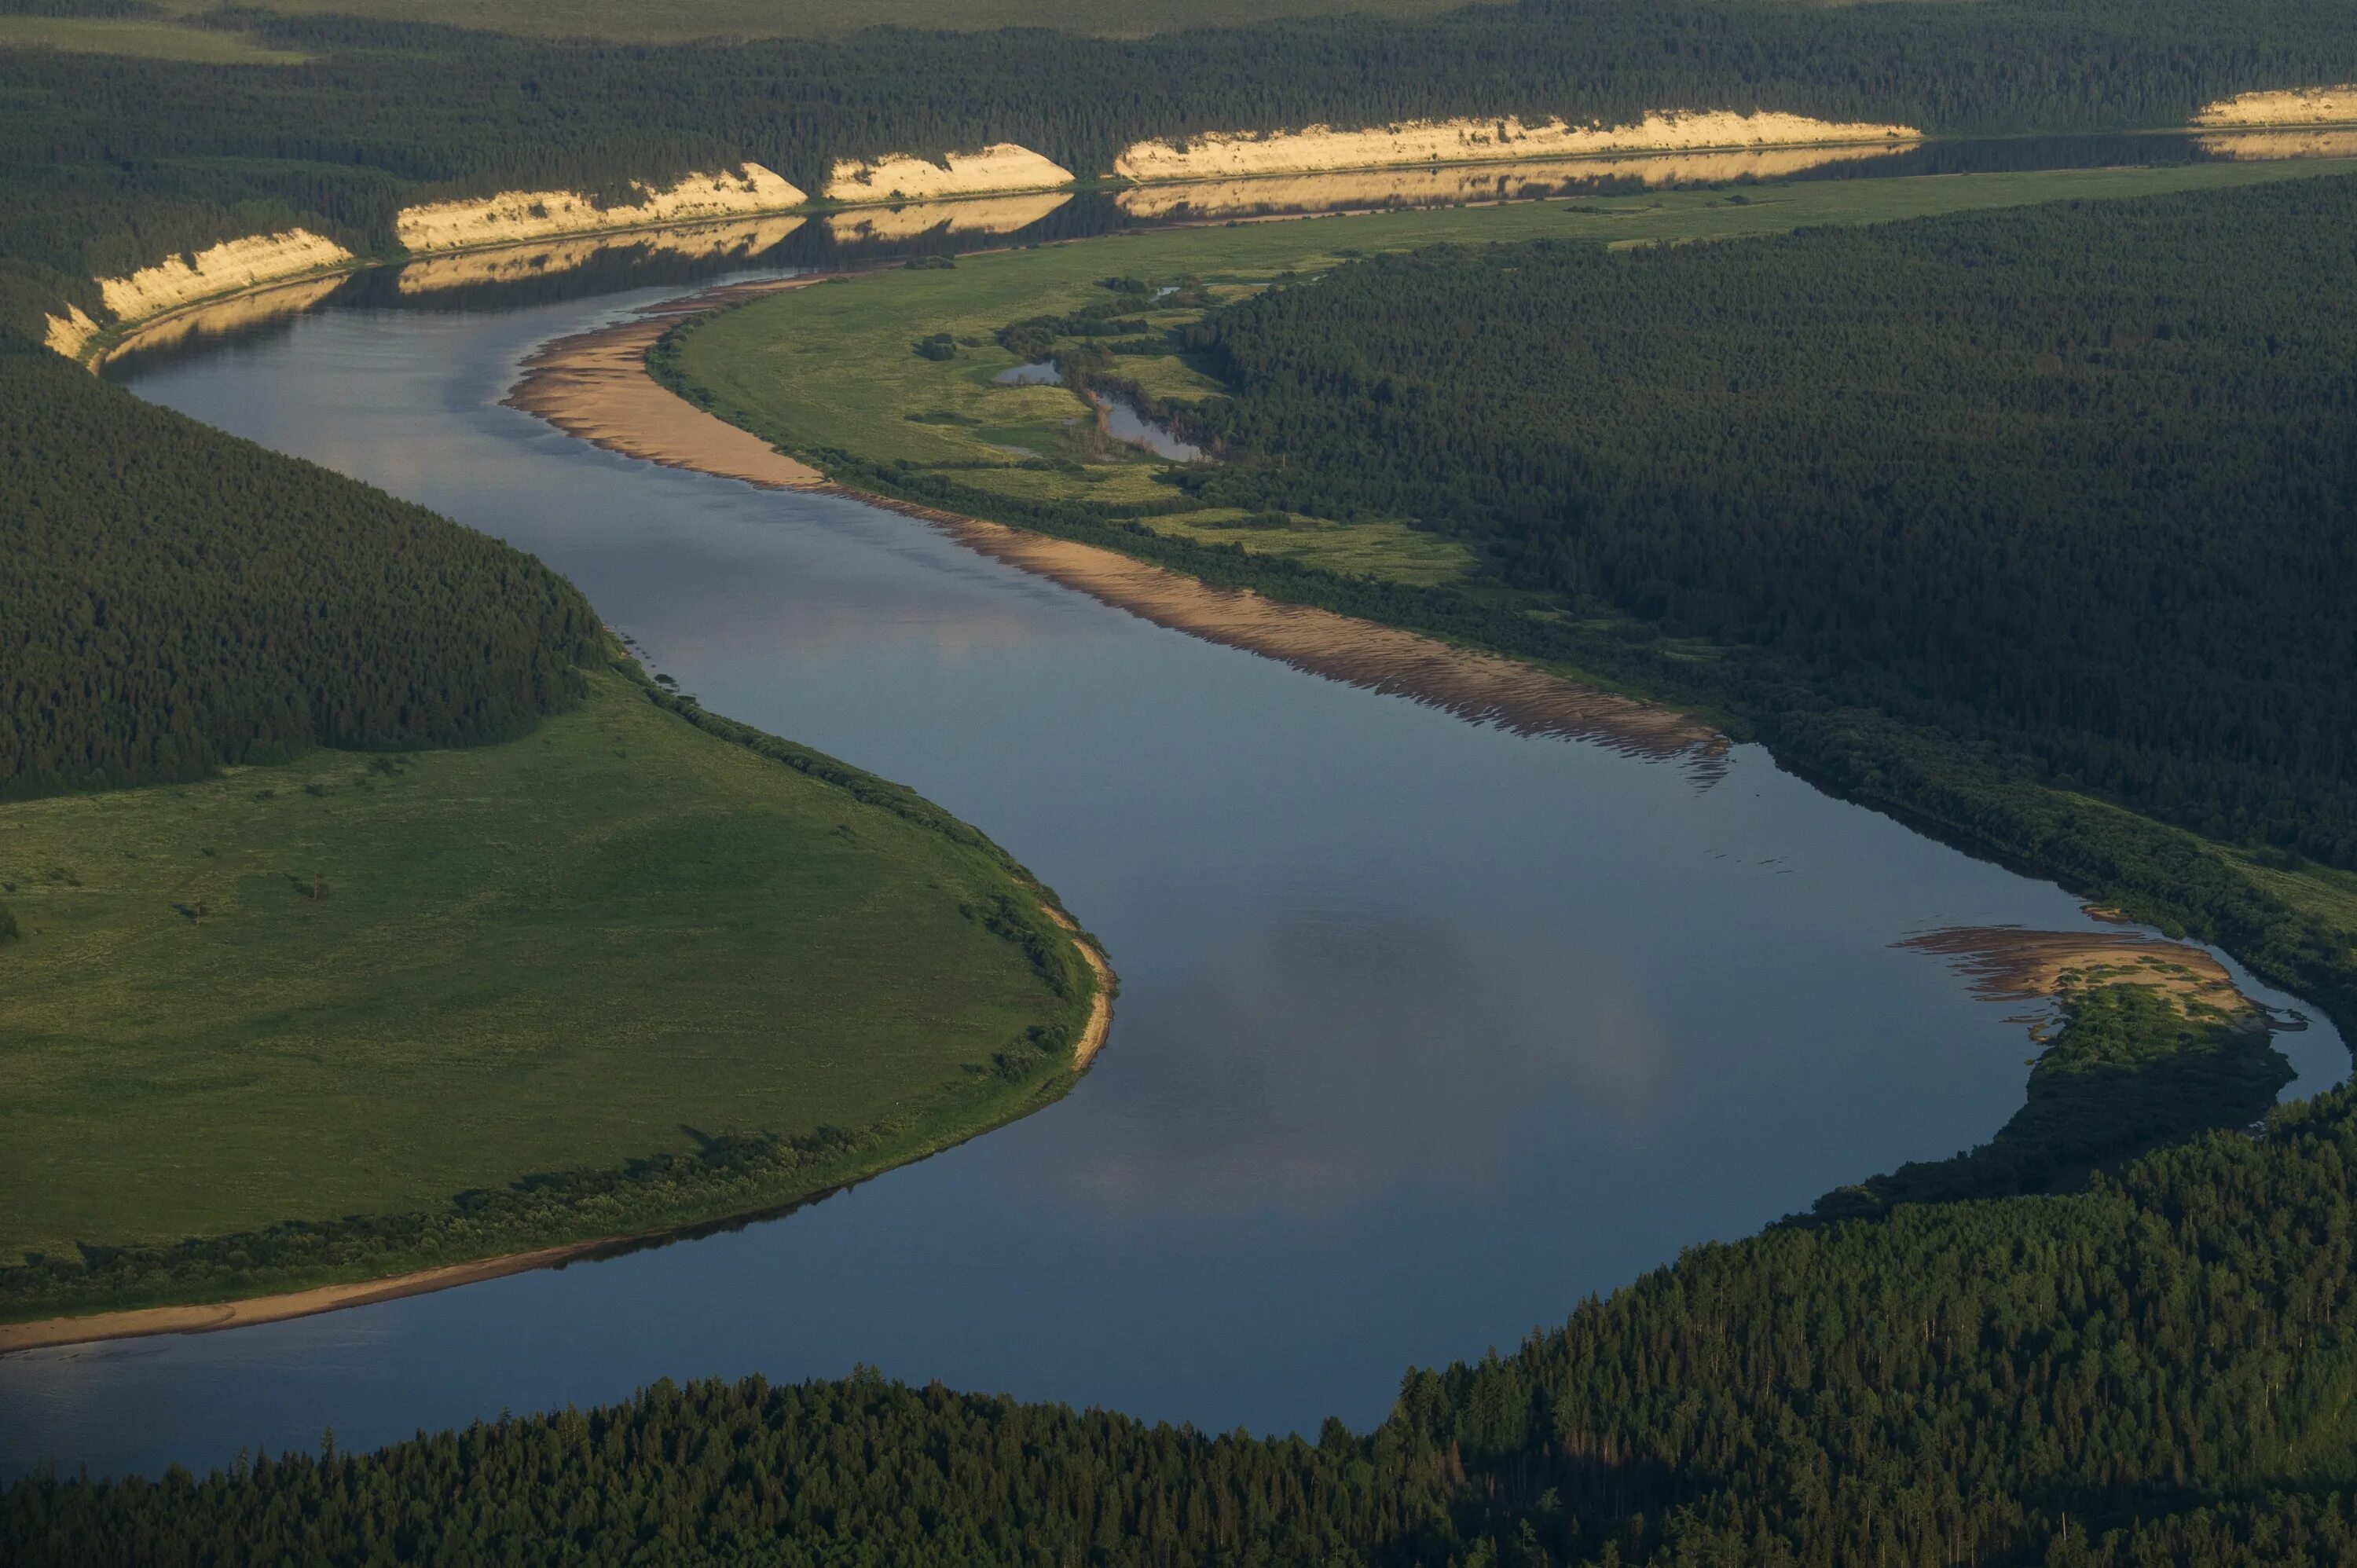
[[824, 144, 1073, 203], [1113, 111, 1917, 183], [395, 165, 805, 254], [847, 495, 1728, 767], [1116, 142, 1909, 219], [2195, 127, 2357, 161], [42, 303, 97, 359], [103, 274, 346, 365], [395, 216, 805, 295], [95, 229, 352, 324], [502, 279, 828, 489], [0, 1239, 615, 1355], [827, 192, 1072, 242], [1897, 925, 2262, 1024], [2197, 86, 2357, 127]]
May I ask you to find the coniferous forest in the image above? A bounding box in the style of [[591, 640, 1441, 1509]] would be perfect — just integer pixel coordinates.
[[0, 344, 599, 797], [1171, 178, 2357, 868]]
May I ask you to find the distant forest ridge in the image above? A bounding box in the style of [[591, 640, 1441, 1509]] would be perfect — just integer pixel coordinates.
[[6, 0, 2357, 333]]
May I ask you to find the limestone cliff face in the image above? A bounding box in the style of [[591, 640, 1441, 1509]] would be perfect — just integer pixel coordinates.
[[395, 166, 806, 254], [1113, 111, 1918, 183], [96, 230, 353, 324], [1115, 142, 1908, 218], [823, 144, 1073, 203], [43, 304, 99, 360], [2196, 86, 2357, 126]]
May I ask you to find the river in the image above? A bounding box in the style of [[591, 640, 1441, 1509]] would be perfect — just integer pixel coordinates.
[[2, 147, 2348, 1480]]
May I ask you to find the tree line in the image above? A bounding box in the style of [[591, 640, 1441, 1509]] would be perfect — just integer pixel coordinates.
[[1171, 175, 2357, 869], [11, 0, 2357, 333], [0, 343, 599, 799]]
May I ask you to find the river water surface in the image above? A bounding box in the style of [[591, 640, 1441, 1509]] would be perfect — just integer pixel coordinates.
[[2, 219, 2345, 1478]]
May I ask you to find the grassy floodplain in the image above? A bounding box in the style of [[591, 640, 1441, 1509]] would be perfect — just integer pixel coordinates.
[[0, 666, 1097, 1314], [665, 160, 2357, 592]]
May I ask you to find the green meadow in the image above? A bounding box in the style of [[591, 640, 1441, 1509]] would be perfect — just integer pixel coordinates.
[[0, 669, 1093, 1277]]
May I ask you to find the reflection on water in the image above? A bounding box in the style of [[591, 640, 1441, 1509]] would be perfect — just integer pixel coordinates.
[[1091, 390, 1208, 461], [1116, 141, 1912, 219], [993, 360, 1064, 385], [98, 274, 345, 363], [17, 204, 2347, 1483], [827, 192, 1074, 242], [394, 217, 806, 295], [2198, 128, 2357, 160]]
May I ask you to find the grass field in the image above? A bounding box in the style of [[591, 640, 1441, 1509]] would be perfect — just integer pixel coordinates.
[[0, 16, 308, 62], [669, 159, 2357, 584], [0, 668, 1091, 1269]]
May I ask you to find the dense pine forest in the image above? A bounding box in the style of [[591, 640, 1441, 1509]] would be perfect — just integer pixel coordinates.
[[1168, 177, 2357, 870], [9, 0, 2357, 334], [0, 343, 598, 797]]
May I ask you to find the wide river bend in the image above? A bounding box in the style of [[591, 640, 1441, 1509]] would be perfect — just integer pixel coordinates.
[[2, 238, 2344, 1478]]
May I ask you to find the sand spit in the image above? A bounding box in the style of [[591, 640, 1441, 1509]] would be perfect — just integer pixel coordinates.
[[825, 144, 1073, 203], [104, 274, 345, 365], [511, 286, 1725, 769], [1113, 111, 1917, 184], [2197, 86, 2357, 127], [1897, 926, 2262, 1024], [2196, 128, 2357, 161], [1116, 142, 1909, 219], [95, 229, 352, 324], [0, 1239, 617, 1355], [826, 192, 1072, 243], [395, 165, 805, 254], [42, 303, 97, 359], [395, 216, 805, 295], [503, 279, 827, 489]]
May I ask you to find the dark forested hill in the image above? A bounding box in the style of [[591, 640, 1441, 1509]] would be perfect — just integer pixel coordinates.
[[1173, 176, 2357, 867], [8, 0, 2357, 332], [0, 344, 598, 797]]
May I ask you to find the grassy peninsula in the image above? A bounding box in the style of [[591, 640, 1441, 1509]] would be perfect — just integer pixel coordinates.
[[0, 346, 1100, 1326]]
